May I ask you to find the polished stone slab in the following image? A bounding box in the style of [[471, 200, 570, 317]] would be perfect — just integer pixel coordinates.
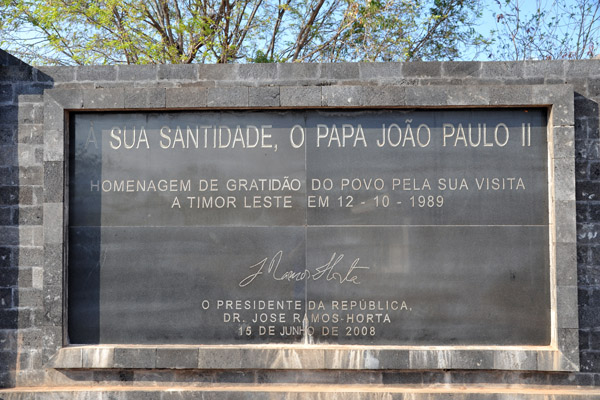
[[68, 108, 551, 346]]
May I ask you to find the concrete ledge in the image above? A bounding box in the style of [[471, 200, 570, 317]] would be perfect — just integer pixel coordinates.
[[47, 345, 575, 372], [1, 384, 600, 399]]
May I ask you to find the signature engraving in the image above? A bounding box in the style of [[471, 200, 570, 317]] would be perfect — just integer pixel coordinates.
[[239, 251, 370, 287]]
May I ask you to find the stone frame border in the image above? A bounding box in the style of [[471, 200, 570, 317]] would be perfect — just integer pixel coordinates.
[[41, 84, 578, 371]]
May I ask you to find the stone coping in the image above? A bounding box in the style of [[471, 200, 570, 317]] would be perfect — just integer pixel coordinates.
[[47, 345, 568, 371], [1, 384, 600, 399], [41, 84, 578, 372]]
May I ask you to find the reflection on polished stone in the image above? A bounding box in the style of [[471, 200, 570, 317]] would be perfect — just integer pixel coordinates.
[[68, 109, 550, 345]]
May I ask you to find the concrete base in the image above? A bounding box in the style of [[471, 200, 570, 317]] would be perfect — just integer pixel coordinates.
[[2, 385, 600, 399]]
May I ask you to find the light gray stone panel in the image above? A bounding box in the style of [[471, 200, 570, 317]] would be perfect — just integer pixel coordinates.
[[206, 87, 249, 107], [553, 126, 576, 159], [280, 86, 321, 107], [557, 286, 579, 329], [42, 202, 63, 244], [46, 89, 83, 109], [165, 87, 207, 108], [249, 87, 280, 107], [556, 242, 577, 286], [83, 88, 125, 109], [123, 88, 166, 109], [554, 157, 576, 202]]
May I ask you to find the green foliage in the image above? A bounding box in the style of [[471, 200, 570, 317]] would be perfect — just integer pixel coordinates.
[[250, 50, 276, 63], [0, 0, 483, 65]]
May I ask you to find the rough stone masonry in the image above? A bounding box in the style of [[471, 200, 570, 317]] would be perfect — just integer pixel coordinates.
[[0, 48, 600, 398]]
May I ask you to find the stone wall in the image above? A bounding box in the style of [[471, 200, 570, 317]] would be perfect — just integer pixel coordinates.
[[0, 49, 599, 396]]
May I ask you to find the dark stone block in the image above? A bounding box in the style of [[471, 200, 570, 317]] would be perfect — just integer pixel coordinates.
[[156, 348, 198, 369], [580, 329, 591, 350], [83, 88, 124, 109], [0, 126, 15, 145], [0, 84, 13, 103], [197, 64, 238, 81], [481, 62, 525, 78], [256, 370, 300, 384], [591, 246, 600, 263], [565, 60, 600, 77], [0, 187, 18, 205], [577, 181, 600, 201], [580, 350, 600, 372], [0, 167, 17, 186], [15, 83, 49, 97], [577, 203, 588, 222], [36, 66, 75, 82], [0, 227, 18, 246], [402, 62, 442, 77], [46, 88, 83, 109], [547, 372, 594, 386], [123, 88, 166, 109], [381, 371, 423, 384], [504, 77, 545, 85], [321, 63, 360, 80], [0, 145, 16, 166], [117, 65, 158, 81], [280, 86, 321, 106], [158, 65, 197, 81], [450, 371, 506, 384], [581, 304, 600, 328], [588, 78, 600, 97], [278, 63, 320, 80], [579, 266, 600, 286], [206, 87, 248, 107], [113, 348, 156, 368], [524, 60, 564, 78], [591, 330, 600, 350], [590, 204, 600, 223], [0, 288, 11, 308], [442, 62, 481, 78], [0, 106, 18, 123], [114, 390, 162, 400], [0, 66, 33, 82], [576, 161, 589, 180], [574, 118, 598, 140], [238, 64, 278, 81], [92, 370, 133, 383], [0, 247, 12, 268], [575, 97, 599, 120], [0, 207, 11, 225], [248, 87, 280, 107], [0, 309, 17, 328], [166, 87, 207, 108], [576, 139, 589, 159], [591, 162, 600, 180]]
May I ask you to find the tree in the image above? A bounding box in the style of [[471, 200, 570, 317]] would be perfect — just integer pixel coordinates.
[[0, 0, 483, 65], [489, 0, 600, 60]]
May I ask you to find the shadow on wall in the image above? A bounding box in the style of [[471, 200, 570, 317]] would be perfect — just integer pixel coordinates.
[[0, 49, 53, 387]]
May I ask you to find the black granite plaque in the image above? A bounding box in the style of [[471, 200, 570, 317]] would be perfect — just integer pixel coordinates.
[[68, 109, 550, 345]]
